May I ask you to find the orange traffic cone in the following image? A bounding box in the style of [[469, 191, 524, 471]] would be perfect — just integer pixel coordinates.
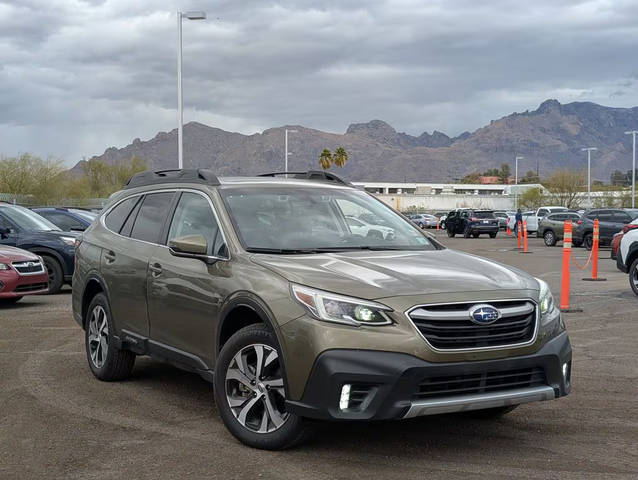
[[506, 225, 512, 236]]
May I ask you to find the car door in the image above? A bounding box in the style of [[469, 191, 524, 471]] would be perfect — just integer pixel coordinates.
[[594, 211, 615, 241], [146, 190, 230, 368], [100, 191, 175, 338]]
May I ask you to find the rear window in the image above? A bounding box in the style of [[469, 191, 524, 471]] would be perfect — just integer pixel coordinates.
[[130, 192, 175, 243], [474, 211, 495, 219], [104, 196, 140, 234]]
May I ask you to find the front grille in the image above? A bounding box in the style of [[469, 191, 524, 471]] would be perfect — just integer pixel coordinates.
[[14, 282, 48, 293], [12, 260, 45, 275], [409, 300, 536, 350], [414, 367, 546, 401]]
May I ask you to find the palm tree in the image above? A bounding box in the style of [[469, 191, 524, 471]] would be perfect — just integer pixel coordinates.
[[333, 147, 348, 168], [318, 149, 333, 170]]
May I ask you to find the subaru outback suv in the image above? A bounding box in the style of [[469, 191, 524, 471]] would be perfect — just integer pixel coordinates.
[[72, 169, 572, 450]]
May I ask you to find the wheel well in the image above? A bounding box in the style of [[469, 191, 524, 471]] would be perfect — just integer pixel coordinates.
[[82, 280, 104, 327], [218, 305, 264, 351], [628, 249, 638, 269]]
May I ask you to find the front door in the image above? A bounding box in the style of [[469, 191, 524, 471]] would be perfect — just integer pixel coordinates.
[[147, 191, 230, 368]]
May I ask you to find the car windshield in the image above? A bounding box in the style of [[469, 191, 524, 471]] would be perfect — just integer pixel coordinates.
[[2, 205, 60, 231], [69, 209, 97, 222], [474, 211, 495, 219], [221, 186, 437, 253]]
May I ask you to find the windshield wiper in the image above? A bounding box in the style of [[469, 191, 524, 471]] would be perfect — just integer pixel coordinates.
[[246, 246, 414, 254]]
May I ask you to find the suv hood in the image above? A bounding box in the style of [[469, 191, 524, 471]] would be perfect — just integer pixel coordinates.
[[251, 249, 539, 300]]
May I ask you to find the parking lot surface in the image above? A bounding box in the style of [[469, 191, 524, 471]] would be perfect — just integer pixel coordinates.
[[1, 236, 637, 479]]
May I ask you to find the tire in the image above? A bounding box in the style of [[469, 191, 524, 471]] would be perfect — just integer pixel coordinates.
[[463, 405, 518, 418], [630, 258, 638, 296], [0, 296, 23, 304], [42, 255, 63, 294], [440, 221, 446, 230], [573, 239, 582, 248], [543, 230, 556, 247], [214, 324, 312, 450], [85, 293, 135, 381], [489, 232, 497, 239], [583, 233, 593, 251], [446, 229, 455, 238], [472, 233, 479, 238]]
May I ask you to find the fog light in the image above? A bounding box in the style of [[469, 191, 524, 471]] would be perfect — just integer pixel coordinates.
[[339, 384, 351, 410]]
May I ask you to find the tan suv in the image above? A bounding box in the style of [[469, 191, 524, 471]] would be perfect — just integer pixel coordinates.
[[72, 169, 572, 450]]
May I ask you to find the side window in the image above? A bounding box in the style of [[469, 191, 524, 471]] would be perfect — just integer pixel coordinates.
[[347, 217, 363, 227], [612, 212, 631, 223], [586, 211, 598, 220], [0, 212, 16, 230], [596, 212, 613, 222], [130, 192, 175, 243], [167, 192, 226, 257], [538, 209, 548, 217], [105, 196, 141, 234], [39, 212, 83, 231]]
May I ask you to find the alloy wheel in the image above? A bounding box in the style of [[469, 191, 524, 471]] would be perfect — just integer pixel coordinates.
[[88, 305, 109, 369], [631, 263, 638, 293], [225, 344, 288, 434]]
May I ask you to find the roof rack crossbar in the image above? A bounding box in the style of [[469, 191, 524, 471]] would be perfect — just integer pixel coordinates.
[[124, 168, 220, 189], [258, 170, 352, 186]]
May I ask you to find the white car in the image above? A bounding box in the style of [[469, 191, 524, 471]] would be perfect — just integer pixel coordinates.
[[525, 206, 569, 233], [507, 211, 535, 231], [346, 216, 395, 239], [618, 226, 638, 295]]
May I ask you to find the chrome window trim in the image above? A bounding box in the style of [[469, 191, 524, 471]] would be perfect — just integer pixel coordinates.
[[100, 187, 230, 261], [404, 298, 539, 353], [10, 260, 46, 276]]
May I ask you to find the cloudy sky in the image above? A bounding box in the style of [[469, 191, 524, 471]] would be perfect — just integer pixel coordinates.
[[2, 0, 638, 165]]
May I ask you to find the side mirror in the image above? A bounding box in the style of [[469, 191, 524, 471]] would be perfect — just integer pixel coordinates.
[[168, 234, 222, 264], [0, 227, 11, 238]]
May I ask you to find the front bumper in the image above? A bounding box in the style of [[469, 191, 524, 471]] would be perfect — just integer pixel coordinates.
[[0, 270, 49, 297], [285, 331, 571, 421]]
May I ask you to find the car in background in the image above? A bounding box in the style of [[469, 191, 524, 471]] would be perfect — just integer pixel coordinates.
[[408, 213, 438, 228], [573, 209, 638, 250], [0, 203, 78, 293], [524, 206, 569, 233], [537, 211, 582, 246], [617, 226, 638, 295], [445, 209, 499, 238], [493, 211, 509, 229], [507, 211, 535, 231], [32, 207, 97, 232], [346, 216, 395, 239], [611, 218, 638, 260], [0, 246, 49, 303]]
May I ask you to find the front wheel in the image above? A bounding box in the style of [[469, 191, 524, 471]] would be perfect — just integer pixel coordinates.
[[214, 324, 311, 450], [583, 233, 593, 251], [630, 258, 638, 296], [489, 232, 497, 238], [42, 255, 63, 294], [446, 229, 455, 238]]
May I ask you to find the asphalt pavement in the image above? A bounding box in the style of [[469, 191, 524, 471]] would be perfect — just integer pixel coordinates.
[[1, 235, 637, 479]]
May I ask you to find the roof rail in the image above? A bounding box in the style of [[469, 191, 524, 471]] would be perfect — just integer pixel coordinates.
[[258, 170, 353, 187], [124, 169, 221, 189]]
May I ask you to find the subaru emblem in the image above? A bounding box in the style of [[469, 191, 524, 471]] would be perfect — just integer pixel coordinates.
[[469, 304, 500, 325]]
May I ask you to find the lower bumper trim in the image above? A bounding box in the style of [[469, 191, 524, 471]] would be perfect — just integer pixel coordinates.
[[403, 385, 556, 418]]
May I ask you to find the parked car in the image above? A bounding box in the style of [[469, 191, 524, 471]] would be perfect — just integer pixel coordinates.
[[493, 211, 509, 229], [611, 218, 638, 260], [0, 245, 49, 303], [524, 207, 569, 233], [72, 169, 571, 450], [32, 207, 97, 232], [445, 209, 499, 238], [0, 203, 78, 293], [408, 213, 437, 228], [537, 212, 582, 246], [506, 211, 535, 231], [346, 216, 395, 239], [617, 226, 638, 295], [573, 209, 638, 250]]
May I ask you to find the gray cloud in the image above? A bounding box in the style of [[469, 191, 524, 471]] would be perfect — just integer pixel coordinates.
[[1, 0, 638, 165]]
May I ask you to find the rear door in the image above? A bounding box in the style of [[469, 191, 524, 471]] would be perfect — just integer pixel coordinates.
[[147, 190, 230, 367], [100, 191, 175, 337]]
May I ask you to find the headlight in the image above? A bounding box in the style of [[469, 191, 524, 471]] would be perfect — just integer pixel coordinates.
[[291, 284, 393, 327], [0, 263, 9, 270], [536, 278, 555, 316], [60, 236, 76, 246]]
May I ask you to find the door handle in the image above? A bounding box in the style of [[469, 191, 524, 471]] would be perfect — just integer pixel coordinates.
[[149, 263, 163, 276], [104, 251, 116, 263]]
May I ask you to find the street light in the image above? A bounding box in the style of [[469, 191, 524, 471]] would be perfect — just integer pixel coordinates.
[[581, 147, 597, 207], [514, 155, 524, 209], [625, 131, 638, 208], [285, 129, 298, 173], [177, 11, 206, 169]]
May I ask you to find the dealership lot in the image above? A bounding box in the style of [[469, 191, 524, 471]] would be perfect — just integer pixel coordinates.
[[1, 236, 636, 479]]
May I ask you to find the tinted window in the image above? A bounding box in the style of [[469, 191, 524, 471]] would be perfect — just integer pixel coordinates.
[[38, 211, 84, 231], [567, 213, 581, 220], [167, 192, 226, 256], [611, 212, 631, 223], [586, 211, 599, 220], [547, 213, 564, 221], [474, 211, 495, 219], [130, 193, 174, 243], [538, 209, 548, 217], [105, 196, 140, 233]]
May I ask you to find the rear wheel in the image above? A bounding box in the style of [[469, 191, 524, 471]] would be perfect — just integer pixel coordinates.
[[583, 233, 593, 251], [446, 229, 455, 238], [543, 230, 556, 246], [214, 324, 311, 450], [489, 232, 497, 238], [630, 258, 638, 296], [472, 233, 479, 238], [41, 255, 63, 294]]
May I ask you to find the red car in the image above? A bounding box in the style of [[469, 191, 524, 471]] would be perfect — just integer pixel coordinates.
[[611, 222, 638, 260], [0, 246, 49, 303]]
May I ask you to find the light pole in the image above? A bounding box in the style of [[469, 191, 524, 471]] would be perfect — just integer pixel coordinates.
[[284, 129, 297, 173], [177, 11, 206, 169], [625, 131, 638, 208], [581, 147, 597, 207], [514, 155, 524, 209]]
